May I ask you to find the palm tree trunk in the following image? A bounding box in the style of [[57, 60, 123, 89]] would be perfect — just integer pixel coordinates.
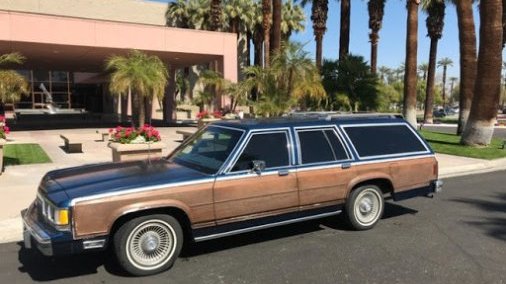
[[139, 94, 146, 127], [339, 0, 351, 60], [210, 0, 222, 31], [272, 0, 282, 53], [316, 33, 323, 70], [424, 38, 438, 124], [247, 32, 252, 66], [262, 0, 272, 67], [461, 0, 503, 146], [442, 66, 447, 108], [370, 32, 379, 74], [456, 0, 477, 135], [132, 92, 141, 127], [403, 0, 419, 127], [253, 26, 264, 66]]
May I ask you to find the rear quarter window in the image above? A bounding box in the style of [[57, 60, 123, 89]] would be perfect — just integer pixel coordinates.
[[342, 124, 429, 158]]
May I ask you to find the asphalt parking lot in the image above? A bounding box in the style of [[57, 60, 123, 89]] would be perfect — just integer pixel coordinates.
[[0, 171, 505, 283]]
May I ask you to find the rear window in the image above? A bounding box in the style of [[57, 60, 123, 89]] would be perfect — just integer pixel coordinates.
[[342, 124, 428, 158]]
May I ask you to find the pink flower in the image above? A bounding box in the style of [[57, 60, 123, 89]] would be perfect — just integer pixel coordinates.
[[4, 126, 9, 134]]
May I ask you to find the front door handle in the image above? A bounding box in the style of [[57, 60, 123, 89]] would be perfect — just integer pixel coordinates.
[[278, 170, 289, 176], [341, 163, 351, 169]]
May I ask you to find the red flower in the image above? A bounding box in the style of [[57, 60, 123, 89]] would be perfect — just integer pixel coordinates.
[[4, 126, 9, 134]]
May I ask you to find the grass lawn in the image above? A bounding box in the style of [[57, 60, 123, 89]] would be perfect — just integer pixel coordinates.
[[3, 144, 52, 166], [419, 130, 506, 160]]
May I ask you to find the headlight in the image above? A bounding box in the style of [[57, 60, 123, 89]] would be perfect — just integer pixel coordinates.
[[38, 195, 70, 228]]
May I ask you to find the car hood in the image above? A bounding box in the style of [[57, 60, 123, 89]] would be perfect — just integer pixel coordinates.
[[39, 160, 212, 207]]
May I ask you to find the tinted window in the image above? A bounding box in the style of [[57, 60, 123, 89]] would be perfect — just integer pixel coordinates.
[[170, 127, 243, 174], [232, 132, 289, 172], [344, 125, 427, 157], [298, 129, 348, 164]]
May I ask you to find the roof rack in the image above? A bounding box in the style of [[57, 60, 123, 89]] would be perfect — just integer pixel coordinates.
[[285, 112, 403, 121]]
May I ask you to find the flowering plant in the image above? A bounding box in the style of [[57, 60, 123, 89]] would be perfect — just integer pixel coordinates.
[[0, 115, 10, 139], [109, 124, 161, 144], [196, 110, 222, 119]]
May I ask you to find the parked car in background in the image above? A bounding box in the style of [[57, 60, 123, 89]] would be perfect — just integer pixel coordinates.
[[22, 114, 442, 276], [433, 108, 447, 118]]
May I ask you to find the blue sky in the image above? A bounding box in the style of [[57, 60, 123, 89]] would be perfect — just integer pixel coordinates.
[[149, 0, 490, 79]]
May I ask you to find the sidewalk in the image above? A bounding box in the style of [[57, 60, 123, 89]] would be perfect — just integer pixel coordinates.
[[1, 127, 506, 243]]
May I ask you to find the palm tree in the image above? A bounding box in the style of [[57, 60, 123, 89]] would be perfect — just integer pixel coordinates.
[[272, 0, 283, 54], [454, 0, 477, 135], [449, 76, 458, 97], [106, 50, 168, 127], [166, 0, 191, 28], [301, 0, 329, 70], [368, 0, 386, 74], [418, 63, 429, 81], [437, 57, 453, 108], [378, 66, 392, 83], [281, 0, 305, 41], [210, 0, 222, 31], [242, 42, 326, 116], [403, 0, 420, 127], [339, 0, 351, 60], [0, 53, 29, 115], [422, 0, 445, 124], [262, 0, 272, 67], [461, 0, 503, 146]]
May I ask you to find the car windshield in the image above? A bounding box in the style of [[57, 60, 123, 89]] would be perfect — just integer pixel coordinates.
[[168, 126, 243, 174]]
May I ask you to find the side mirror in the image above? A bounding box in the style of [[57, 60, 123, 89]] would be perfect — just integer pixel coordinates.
[[251, 160, 266, 175]]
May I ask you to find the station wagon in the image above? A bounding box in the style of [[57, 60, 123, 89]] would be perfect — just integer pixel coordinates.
[[22, 114, 442, 276]]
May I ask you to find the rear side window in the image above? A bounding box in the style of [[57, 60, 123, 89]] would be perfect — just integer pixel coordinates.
[[232, 132, 290, 172], [297, 129, 349, 164], [343, 124, 428, 158]]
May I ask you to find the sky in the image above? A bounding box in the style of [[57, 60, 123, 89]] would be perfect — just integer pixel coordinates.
[[149, 0, 495, 79]]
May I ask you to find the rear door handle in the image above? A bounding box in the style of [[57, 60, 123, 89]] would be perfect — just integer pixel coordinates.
[[278, 170, 289, 176], [341, 163, 351, 169]]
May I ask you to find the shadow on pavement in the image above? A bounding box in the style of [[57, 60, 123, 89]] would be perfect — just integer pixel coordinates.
[[450, 193, 506, 241], [17, 202, 419, 280]]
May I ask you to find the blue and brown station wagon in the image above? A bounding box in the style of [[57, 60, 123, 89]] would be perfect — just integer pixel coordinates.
[[22, 114, 443, 276]]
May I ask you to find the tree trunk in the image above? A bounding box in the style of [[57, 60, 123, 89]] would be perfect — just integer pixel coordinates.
[[131, 92, 141, 127], [316, 33, 323, 70], [262, 0, 272, 67], [246, 32, 252, 66], [424, 38, 439, 124], [210, 0, 222, 31], [442, 66, 447, 108], [456, 0, 477, 135], [370, 32, 379, 74], [403, 0, 419, 127], [461, 0, 503, 146], [144, 97, 152, 125], [272, 0, 282, 53], [339, 0, 351, 60], [253, 26, 264, 66]]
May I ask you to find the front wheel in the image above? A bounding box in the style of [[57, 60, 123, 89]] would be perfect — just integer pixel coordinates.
[[345, 185, 384, 230], [113, 214, 183, 276]]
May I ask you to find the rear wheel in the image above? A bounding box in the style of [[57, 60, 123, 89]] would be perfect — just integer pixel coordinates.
[[345, 185, 384, 230], [113, 214, 183, 276]]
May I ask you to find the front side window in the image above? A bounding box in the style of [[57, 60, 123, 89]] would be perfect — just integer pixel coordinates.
[[232, 132, 290, 172], [297, 129, 349, 164], [169, 127, 243, 174]]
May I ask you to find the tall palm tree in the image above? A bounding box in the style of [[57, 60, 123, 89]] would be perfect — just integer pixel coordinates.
[[437, 57, 453, 108], [422, 0, 445, 124], [166, 0, 191, 28], [106, 50, 168, 127], [301, 0, 329, 70], [272, 0, 283, 53], [262, 0, 272, 67], [210, 0, 222, 31], [339, 0, 351, 60], [449, 76, 458, 97], [454, 0, 477, 135], [0, 53, 29, 114], [368, 0, 386, 74], [461, 0, 503, 146], [418, 63, 429, 81], [281, 0, 305, 41], [403, 0, 420, 127]]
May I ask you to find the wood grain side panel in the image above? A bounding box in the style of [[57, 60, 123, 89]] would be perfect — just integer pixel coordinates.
[[73, 182, 214, 238], [297, 168, 352, 205], [388, 157, 437, 191]]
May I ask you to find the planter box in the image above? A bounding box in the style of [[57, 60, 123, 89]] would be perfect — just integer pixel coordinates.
[[108, 142, 166, 162], [198, 118, 221, 128], [0, 139, 5, 174]]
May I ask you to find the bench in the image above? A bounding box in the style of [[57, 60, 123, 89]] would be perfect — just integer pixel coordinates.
[[176, 130, 195, 142], [60, 134, 83, 153]]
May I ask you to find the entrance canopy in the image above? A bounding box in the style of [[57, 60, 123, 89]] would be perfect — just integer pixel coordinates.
[[0, 10, 238, 80]]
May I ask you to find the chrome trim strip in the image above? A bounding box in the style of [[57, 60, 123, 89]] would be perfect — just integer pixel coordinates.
[[194, 210, 342, 242], [339, 123, 431, 160], [83, 239, 106, 249], [216, 169, 297, 181], [208, 124, 245, 132], [69, 178, 215, 206], [350, 154, 435, 166]]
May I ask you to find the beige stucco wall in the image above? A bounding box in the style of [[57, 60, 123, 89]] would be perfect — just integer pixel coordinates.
[[0, 0, 167, 26]]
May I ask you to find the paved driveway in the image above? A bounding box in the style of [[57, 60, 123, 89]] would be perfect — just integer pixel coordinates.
[[0, 171, 505, 283]]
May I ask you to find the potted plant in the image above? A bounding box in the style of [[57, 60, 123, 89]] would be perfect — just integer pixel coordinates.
[[107, 124, 166, 162], [0, 115, 9, 174], [197, 110, 222, 128]]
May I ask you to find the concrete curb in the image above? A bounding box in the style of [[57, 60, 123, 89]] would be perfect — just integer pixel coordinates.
[[0, 217, 22, 244]]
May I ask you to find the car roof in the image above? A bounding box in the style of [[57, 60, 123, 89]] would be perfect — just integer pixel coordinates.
[[211, 114, 408, 131]]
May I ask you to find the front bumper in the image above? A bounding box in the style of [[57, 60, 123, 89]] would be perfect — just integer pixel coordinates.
[[22, 206, 107, 256]]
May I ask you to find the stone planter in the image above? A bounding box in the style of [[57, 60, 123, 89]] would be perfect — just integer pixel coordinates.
[[0, 139, 5, 174], [198, 118, 221, 128], [108, 142, 166, 162]]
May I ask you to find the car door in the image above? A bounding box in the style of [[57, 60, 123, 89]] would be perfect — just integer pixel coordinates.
[[295, 127, 354, 208], [213, 129, 299, 223]]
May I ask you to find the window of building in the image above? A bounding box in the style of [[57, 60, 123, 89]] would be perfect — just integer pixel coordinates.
[[232, 132, 290, 172], [343, 124, 428, 158], [297, 129, 349, 164]]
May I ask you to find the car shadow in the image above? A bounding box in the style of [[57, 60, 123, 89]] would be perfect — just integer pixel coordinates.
[[17, 202, 418, 280]]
